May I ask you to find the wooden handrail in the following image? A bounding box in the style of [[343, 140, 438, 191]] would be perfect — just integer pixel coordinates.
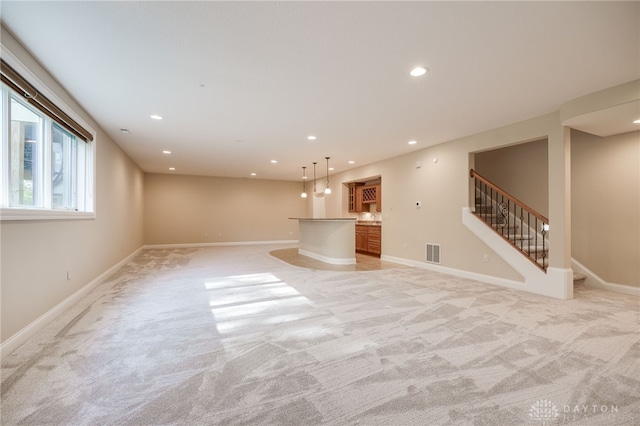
[[470, 169, 548, 223]]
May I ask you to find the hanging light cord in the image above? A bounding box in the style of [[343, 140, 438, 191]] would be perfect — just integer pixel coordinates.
[[301, 166, 307, 198], [313, 162, 317, 193], [325, 157, 331, 194]]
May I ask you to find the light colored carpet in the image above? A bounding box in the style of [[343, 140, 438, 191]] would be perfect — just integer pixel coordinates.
[[2, 244, 639, 425]]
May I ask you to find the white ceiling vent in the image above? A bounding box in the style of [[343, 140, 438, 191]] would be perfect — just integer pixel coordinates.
[[425, 243, 441, 264]]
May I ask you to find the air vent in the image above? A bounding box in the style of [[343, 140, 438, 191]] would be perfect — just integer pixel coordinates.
[[425, 243, 441, 264]]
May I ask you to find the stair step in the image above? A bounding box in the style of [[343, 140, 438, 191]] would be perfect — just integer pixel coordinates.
[[519, 245, 547, 252], [484, 220, 520, 230], [493, 224, 519, 232], [573, 273, 587, 285], [522, 247, 548, 259], [475, 206, 493, 214], [536, 258, 549, 268], [484, 216, 520, 227], [506, 234, 533, 240], [474, 212, 522, 225]]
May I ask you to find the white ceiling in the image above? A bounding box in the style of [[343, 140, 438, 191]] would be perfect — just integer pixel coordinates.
[[1, 1, 638, 181]]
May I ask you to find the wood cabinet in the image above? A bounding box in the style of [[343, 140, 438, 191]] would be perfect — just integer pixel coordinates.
[[355, 224, 381, 257], [355, 225, 368, 252], [367, 225, 381, 254], [348, 183, 364, 212], [352, 184, 381, 213]]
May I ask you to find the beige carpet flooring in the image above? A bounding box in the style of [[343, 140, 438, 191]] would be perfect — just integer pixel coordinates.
[[1, 244, 639, 425]]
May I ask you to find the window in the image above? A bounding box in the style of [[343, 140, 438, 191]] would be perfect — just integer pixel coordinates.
[[52, 123, 78, 210], [9, 95, 44, 207], [1, 54, 95, 220]]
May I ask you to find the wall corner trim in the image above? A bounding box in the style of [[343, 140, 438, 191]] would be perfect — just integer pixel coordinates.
[[572, 258, 640, 296]]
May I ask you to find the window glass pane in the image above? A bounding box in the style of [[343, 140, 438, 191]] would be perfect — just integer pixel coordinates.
[[52, 123, 77, 209], [10, 97, 43, 207]]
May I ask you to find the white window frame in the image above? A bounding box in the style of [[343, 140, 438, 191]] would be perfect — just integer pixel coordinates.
[[1, 45, 96, 221]]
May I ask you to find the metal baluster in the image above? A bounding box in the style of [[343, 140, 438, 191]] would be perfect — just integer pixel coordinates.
[[534, 218, 544, 265], [509, 199, 512, 237], [517, 207, 522, 249], [527, 212, 531, 258], [542, 221, 547, 269]]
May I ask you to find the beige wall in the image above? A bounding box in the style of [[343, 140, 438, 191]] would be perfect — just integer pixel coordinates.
[[1, 27, 145, 343], [474, 139, 549, 217], [572, 130, 640, 287], [144, 174, 307, 245]]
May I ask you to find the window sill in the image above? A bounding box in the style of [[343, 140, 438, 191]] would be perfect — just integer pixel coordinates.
[[1, 208, 95, 221]]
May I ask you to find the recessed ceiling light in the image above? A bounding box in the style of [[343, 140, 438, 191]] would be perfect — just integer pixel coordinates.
[[307, 135, 317, 140], [162, 150, 171, 154], [634, 119, 640, 124], [348, 160, 355, 164], [169, 167, 175, 171], [408, 140, 417, 145], [120, 128, 130, 134], [250, 172, 257, 176], [329, 167, 334, 171], [270, 160, 278, 164], [150, 114, 163, 120], [410, 67, 428, 77]]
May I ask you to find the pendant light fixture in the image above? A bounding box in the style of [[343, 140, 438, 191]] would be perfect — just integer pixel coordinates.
[[324, 157, 332, 194], [312, 162, 317, 194], [301, 166, 307, 198]]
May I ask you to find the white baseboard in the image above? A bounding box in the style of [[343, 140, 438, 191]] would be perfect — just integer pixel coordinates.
[[382, 254, 528, 291], [6, 241, 630, 360], [382, 236, 637, 299], [1, 241, 298, 358], [0, 247, 144, 360], [571, 258, 640, 296], [143, 240, 298, 249]]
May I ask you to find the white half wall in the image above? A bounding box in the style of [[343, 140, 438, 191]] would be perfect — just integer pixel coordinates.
[[462, 207, 573, 299]]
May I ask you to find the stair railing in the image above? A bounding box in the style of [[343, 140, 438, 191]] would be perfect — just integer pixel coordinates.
[[470, 169, 549, 271]]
